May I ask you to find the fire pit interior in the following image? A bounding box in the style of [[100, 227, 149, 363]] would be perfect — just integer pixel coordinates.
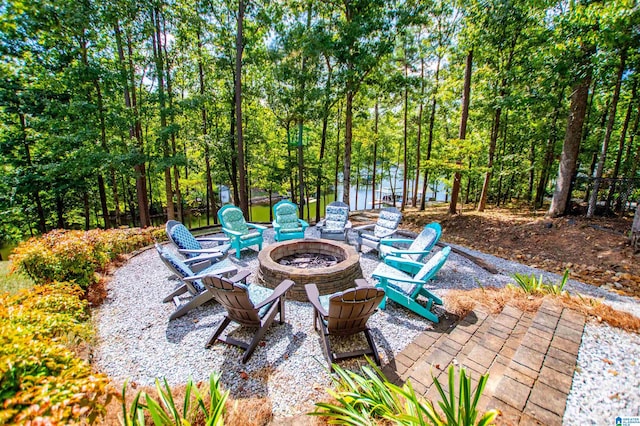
[[257, 239, 363, 301]]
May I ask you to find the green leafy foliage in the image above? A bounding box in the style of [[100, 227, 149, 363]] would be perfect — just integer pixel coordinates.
[[0, 283, 110, 424], [9, 227, 165, 288], [311, 359, 497, 425], [509, 269, 570, 296], [120, 374, 228, 426]]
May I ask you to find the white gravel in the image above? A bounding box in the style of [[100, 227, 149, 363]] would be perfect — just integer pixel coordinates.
[[92, 228, 640, 420]]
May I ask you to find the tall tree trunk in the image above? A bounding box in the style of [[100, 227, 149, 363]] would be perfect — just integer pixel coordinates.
[[342, 91, 354, 204], [607, 79, 636, 210], [83, 191, 90, 231], [587, 48, 627, 217], [478, 99, 502, 212], [401, 49, 409, 212], [449, 50, 472, 215], [535, 86, 564, 208], [548, 42, 595, 217], [197, 32, 217, 224], [235, 0, 248, 218], [315, 55, 332, 222], [371, 100, 379, 209], [19, 112, 47, 233], [151, 7, 175, 222], [334, 102, 342, 197], [115, 21, 149, 227], [420, 55, 442, 211], [413, 57, 425, 208]]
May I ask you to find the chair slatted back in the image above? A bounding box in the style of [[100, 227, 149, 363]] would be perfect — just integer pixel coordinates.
[[200, 275, 261, 326], [327, 287, 385, 336], [373, 207, 402, 239]]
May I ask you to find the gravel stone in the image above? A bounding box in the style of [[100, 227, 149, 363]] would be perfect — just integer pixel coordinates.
[[92, 228, 640, 420]]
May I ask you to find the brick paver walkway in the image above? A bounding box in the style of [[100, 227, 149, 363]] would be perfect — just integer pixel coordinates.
[[380, 300, 586, 425]]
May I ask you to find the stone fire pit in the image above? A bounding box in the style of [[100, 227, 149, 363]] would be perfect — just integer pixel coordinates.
[[256, 239, 363, 301]]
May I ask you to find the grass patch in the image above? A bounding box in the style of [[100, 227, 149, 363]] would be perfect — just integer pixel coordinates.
[[444, 287, 640, 334], [0, 261, 34, 294]]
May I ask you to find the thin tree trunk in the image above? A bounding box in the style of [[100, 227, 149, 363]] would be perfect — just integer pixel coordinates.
[[587, 48, 627, 217], [449, 50, 472, 215], [235, 0, 248, 218], [334, 102, 341, 197], [401, 48, 409, 212], [535, 86, 564, 208], [607, 79, 636, 210], [342, 91, 354, 204], [371, 100, 379, 210], [115, 21, 150, 227], [413, 57, 425, 208], [19, 112, 47, 233]]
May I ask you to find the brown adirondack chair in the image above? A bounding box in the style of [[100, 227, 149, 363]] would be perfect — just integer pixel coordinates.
[[305, 280, 385, 369], [190, 272, 295, 363]]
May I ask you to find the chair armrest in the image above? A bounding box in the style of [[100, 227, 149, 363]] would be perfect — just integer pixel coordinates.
[[391, 250, 430, 256], [248, 223, 267, 231], [255, 279, 295, 309], [354, 223, 375, 233], [221, 227, 244, 237], [344, 221, 352, 230], [178, 247, 226, 255], [383, 255, 423, 268], [354, 278, 371, 288], [182, 252, 223, 265], [379, 238, 413, 246], [316, 219, 326, 228], [272, 222, 281, 230], [183, 265, 238, 282], [228, 270, 252, 284], [196, 236, 230, 243], [304, 283, 328, 317], [299, 219, 309, 228], [372, 271, 424, 285]]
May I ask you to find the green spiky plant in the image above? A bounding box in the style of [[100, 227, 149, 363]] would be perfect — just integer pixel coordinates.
[[120, 374, 228, 426], [310, 359, 497, 425], [510, 269, 570, 295]]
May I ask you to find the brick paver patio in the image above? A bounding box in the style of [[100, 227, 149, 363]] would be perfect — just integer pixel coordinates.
[[380, 300, 586, 425]]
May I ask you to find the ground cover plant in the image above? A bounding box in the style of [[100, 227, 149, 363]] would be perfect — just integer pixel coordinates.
[[1, 227, 164, 423]]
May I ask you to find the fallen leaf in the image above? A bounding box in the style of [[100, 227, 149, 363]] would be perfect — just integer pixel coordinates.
[[435, 364, 441, 370], [602, 358, 613, 365], [240, 372, 249, 380], [608, 369, 618, 376], [609, 393, 620, 400], [259, 341, 266, 347]]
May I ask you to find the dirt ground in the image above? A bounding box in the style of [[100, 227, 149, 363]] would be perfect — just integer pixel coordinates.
[[362, 203, 640, 299]]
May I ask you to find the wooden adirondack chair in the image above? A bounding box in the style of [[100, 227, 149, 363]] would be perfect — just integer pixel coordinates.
[[305, 280, 385, 369], [379, 222, 442, 264], [191, 272, 295, 363], [272, 200, 309, 241], [372, 246, 451, 323], [217, 204, 266, 259]]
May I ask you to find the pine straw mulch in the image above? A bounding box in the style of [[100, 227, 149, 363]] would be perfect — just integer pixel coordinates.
[[444, 286, 640, 334]]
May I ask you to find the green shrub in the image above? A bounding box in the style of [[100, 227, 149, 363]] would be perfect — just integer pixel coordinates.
[[10, 227, 165, 288], [0, 283, 110, 424], [311, 360, 497, 426]]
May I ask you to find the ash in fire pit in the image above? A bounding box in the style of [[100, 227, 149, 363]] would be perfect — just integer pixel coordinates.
[[278, 253, 339, 268]]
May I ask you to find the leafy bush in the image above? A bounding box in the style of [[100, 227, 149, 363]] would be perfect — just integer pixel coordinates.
[[10, 227, 165, 288], [121, 374, 228, 426], [0, 283, 110, 424], [311, 360, 497, 426], [509, 269, 570, 296]]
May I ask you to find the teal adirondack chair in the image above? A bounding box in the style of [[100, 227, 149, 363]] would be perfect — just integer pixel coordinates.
[[372, 246, 451, 323], [272, 200, 309, 241], [218, 205, 266, 259], [379, 222, 442, 264]]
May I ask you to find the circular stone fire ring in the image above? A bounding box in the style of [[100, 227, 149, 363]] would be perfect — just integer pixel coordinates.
[[257, 239, 363, 302]]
